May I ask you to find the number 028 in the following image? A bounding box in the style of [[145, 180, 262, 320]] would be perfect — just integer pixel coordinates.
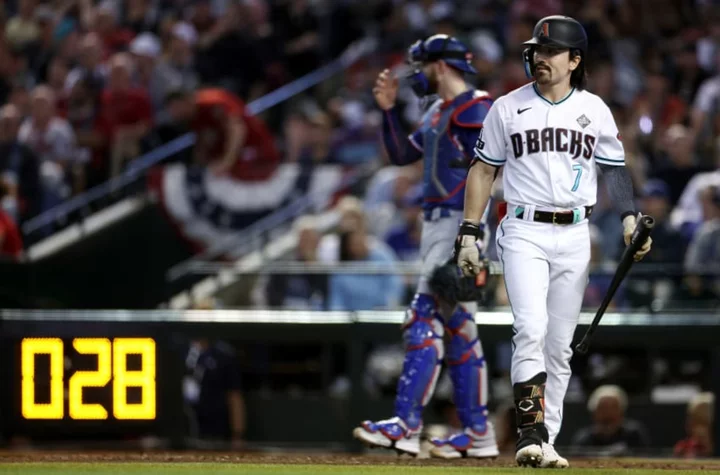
[[21, 338, 156, 420]]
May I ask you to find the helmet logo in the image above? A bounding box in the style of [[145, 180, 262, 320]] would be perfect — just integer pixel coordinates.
[[540, 22, 549, 37]]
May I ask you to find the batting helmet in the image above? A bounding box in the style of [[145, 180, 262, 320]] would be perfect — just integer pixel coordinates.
[[522, 16, 588, 85], [407, 34, 477, 97]]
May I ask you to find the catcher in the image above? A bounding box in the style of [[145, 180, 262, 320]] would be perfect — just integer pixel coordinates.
[[352, 34, 500, 459]]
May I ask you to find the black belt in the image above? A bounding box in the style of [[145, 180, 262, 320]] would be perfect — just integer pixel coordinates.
[[530, 206, 594, 225]]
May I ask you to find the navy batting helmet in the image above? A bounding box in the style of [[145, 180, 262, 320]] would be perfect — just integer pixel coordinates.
[[522, 16, 588, 85], [407, 34, 477, 97]]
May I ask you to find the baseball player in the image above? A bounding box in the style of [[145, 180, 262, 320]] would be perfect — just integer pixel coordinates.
[[454, 16, 652, 468], [352, 34, 499, 459]]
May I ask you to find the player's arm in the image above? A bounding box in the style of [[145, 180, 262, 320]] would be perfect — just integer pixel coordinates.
[[455, 103, 506, 277], [374, 69, 422, 166], [218, 116, 248, 170], [381, 107, 423, 166], [595, 104, 651, 261]]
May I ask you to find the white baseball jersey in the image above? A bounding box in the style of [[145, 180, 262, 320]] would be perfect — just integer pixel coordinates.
[[473, 82, 624, 209]]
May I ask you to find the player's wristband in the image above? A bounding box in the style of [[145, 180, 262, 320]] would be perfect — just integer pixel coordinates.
[[459, 220, 485, 240], [620, 210, 635, 222]]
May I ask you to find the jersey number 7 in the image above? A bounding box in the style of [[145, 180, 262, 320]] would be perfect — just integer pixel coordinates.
[[571, 164, 582, 192]]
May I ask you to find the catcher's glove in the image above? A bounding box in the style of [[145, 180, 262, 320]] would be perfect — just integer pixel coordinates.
[[429, 258, 489, 305]]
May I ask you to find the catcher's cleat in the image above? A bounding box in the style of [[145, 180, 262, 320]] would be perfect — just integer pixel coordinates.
[[429, 423, 500, 459], [352, 417, 421, 456]]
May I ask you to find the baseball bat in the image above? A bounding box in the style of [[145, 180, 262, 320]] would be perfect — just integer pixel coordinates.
[[574, 214, 655, 355]]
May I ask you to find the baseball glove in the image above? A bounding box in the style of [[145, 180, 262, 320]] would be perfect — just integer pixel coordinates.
[[429, 258, 489, 305]]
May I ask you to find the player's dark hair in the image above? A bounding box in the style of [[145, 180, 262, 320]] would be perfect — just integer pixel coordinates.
[[570, 49, 587, 90]]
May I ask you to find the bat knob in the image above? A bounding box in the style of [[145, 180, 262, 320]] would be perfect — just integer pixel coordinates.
[[574, 341, 588, 355]]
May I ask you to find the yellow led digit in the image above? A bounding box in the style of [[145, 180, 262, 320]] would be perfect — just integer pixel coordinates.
[[68, 338, 112, 420], [21, 338, 64, 420], [113, 338, 156, 420]]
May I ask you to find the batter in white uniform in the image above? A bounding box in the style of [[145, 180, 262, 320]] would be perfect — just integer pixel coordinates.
[[453, 16, 652, 468]]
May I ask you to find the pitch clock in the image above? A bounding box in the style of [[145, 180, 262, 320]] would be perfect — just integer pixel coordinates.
[[20, 337, 156, 421], [0, 321, 187, 443]]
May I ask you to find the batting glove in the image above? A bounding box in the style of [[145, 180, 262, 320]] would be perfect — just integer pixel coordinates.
[[454, 220, 486, 278], [622, 212, 652, 261]]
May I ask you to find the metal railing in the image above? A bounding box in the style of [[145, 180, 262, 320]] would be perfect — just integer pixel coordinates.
[[21, 37, 378, 238]]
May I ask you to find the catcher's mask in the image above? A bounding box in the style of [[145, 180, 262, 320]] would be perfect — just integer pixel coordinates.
[[406, 34, 477, 98]]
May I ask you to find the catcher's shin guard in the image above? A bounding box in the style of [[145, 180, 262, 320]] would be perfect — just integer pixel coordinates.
[[394, 293, 445, 429], [446, 304, 489, 435]]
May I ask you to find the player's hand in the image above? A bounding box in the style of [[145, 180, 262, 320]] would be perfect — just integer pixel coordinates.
[[623, 212, 652, 261], [454, 221, 486, 277], [373, 69, 398, 111]]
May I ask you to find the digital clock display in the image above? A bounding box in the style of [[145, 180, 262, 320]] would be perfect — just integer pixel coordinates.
[[20, 337, 157, 421]]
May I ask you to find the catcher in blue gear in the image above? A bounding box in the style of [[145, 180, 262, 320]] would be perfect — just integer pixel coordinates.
[[352, 34, 499, 459]]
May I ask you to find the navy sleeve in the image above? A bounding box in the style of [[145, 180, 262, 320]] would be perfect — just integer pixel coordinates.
[[381, 107, 423, 166]]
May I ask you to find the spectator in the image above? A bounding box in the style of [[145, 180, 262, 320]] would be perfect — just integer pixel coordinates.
[[27, 5, 60, 82], [650, 124, 710, 206], [0, 179, 24, 262], [272, 0, 321, 79], [571, 385, 651, 456], [682, 185, 720, 302], [123, 0, 160, 35], [674, 392, 714, 458], [670, 156, 720, 241], [318, 195, 399, 265], [65, 33, 107, 93], [5, 0, 40, 50], [165, 87, 279, 180], [385, 203, 422, 264], [100, 52, 153, 178], [183, 338, 246, 449], [0, 104, 41, 224], [128, 32, 163, 111], [622, 180, 686, 310], [90, 0, 135, 57], [328, 227, 404, 311], [262, 216, 328, 310], [18, 85, 78, 209], [194, 2, 266, 101], [63, 76, 110, 190], [152, 22, 199, 118]]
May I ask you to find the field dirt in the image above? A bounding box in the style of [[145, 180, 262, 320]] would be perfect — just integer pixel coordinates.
[[2, 451, 720, 470]]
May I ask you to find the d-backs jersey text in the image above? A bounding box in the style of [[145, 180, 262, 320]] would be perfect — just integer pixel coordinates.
[[472, 82, 624, 209]]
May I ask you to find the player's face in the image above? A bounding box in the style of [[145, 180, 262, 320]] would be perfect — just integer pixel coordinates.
[[533, 46, 580, 86]]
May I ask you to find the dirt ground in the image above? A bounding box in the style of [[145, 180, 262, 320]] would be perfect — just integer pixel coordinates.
[[2, 451, 720, 470]]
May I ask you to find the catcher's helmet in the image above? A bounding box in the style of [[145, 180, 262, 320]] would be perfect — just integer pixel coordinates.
[[522, 16, 588, 82], [407, 34, 477, 96]]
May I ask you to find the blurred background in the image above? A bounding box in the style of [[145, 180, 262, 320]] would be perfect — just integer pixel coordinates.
[[0, 0, 718, 461]]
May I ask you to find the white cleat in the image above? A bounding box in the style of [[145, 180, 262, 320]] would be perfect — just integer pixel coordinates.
[[429, 423, 500, 459], [540, 443, 569, 468], [515, 443, 544, 467], [352, 417, 421, 456]]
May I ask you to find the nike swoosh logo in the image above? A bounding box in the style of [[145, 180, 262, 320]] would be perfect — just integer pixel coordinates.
[[517, 107, 532, 114]]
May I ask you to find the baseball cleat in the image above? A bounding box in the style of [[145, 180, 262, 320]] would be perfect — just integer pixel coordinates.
[[515, 427, 545, 467], [352, 417, 421, 456], [515, 443, 543, 467], [429, 422, 500, 459], [540, 443, 569, 468]]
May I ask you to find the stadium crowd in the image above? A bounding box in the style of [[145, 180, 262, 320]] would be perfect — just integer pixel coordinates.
[[0, 0, 716, 310]]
